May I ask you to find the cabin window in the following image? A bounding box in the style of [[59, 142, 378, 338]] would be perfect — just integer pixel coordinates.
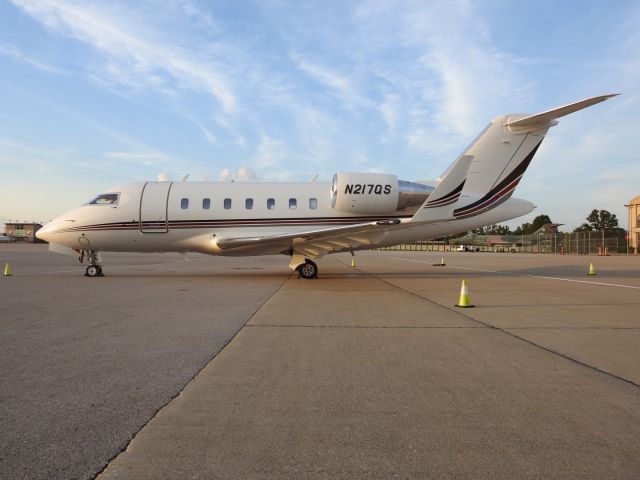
[[267, 198, 275, 209], [245, 198, 254, 210], [202, 198, 211, 209], [309, 198, 318, 209], [181, 198, 189, 209], [224, 198, 232, 209], [289, 198, 297, 209], [88, 193, 120, 206]]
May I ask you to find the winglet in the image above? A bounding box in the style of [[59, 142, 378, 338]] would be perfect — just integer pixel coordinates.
[[504, 94, 619, 132]]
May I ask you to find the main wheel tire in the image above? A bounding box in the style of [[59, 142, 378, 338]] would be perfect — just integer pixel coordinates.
[[85, 265, 99, 277], [297, 260, 318, 279]]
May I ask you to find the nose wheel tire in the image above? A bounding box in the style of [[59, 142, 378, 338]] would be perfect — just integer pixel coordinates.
[[297, 260, 318, 279], [85, 265, 103, 277]]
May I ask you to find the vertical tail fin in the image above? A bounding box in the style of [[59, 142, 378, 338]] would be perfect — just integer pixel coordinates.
[[452, 128, 544, 219], [410, 94, 616, 224], [450, 94, 617, 220]]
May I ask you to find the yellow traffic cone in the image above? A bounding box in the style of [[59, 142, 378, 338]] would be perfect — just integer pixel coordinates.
[[441, 257, 446, 266], [588, 263, 596, 276], [3, 262, 12, 276], [351, 259, 356, 268], [455, 279, 474, 308]]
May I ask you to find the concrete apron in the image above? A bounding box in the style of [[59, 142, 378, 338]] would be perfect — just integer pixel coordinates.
[[98, 258, 640, 480]]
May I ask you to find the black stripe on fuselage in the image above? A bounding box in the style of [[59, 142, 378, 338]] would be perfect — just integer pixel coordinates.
[[424, 180, 465, 208], [61, 215, 413, 233]]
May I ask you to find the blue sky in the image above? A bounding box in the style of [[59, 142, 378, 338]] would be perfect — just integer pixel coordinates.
[[1, 0, 638, 230]]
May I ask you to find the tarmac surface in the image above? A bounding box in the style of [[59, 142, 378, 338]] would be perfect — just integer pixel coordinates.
[[1, 244, 639, 479]]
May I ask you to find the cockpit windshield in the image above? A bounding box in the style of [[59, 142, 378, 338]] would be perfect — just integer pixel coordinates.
[[87, 193, 120, 206]]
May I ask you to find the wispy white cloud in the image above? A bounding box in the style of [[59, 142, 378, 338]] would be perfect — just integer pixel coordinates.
[[236, 166, 257, 181], [219, 168, 233, 182], [351, 0, 532, 160], [251, 134, 285, 170], [10, 0, 236, 112], [0, 154, 52, 174], [292, 53, 371, 109], [103, 150, 170, 166], [178, 112, 218, 145], [0, 42, 68, 74], [378, 93, 399, 134], [0, 137, 70, 158], [156, 0, 221, 32], [0, 137, 60, 173], [213, 166, 259, 182]]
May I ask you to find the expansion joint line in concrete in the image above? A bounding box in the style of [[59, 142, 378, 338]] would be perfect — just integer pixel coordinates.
[[93, 273, 291, 479], [15, 259, 192, 276], [338, 258, 640, 391], [246, 324, 485, 329], [503, 327, 640, 330]]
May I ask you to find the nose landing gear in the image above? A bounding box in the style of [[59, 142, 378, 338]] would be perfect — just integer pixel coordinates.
[[83, 250, 104, 277], [85, 264, 103, 277]]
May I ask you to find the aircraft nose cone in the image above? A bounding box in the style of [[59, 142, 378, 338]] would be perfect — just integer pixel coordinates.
[[36, 223, 56, 242]]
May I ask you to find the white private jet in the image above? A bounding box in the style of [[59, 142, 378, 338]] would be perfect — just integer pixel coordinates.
[[37, 94, 616, 278]]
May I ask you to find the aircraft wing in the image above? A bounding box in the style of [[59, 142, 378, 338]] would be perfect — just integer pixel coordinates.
[[215, 219, 438, 258]]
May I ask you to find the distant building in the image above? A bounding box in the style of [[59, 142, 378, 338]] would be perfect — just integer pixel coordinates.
[[626, 195, 640, 253], [3, 222, 44, 243]]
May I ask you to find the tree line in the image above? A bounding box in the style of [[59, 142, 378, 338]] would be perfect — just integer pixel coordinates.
[[471, 209, 626, 236]]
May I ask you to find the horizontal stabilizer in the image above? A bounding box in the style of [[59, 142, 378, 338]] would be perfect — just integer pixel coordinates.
[[504, 94, 619, 131]]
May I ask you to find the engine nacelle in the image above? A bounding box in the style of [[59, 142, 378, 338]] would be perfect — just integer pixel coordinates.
[[330, 172, 434, 215], [330, 173, 400, 214]]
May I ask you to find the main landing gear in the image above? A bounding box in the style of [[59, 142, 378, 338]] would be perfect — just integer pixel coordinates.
[[289, 253, 318, 279], [83, 250, 104, 277], [297, 259, 318, 279]]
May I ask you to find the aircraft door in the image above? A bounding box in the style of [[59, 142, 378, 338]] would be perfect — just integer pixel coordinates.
[[140, 181, 172, 233]]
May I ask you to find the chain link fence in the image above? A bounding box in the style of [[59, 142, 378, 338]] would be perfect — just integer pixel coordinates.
[[379, 232, 631, 254], [513, 231, 626, 254]]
